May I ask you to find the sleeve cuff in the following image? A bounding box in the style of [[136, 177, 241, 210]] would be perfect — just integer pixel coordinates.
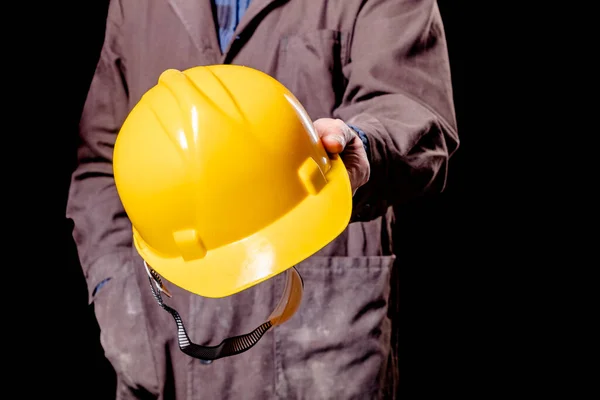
[[85, 250, 132, 304]]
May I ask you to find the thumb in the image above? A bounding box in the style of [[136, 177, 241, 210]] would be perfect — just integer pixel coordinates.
[[313, 118, 354, 154]]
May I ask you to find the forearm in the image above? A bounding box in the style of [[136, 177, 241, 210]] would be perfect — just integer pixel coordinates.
[[341, 100, 457, 221], [67, 165, 132, 268], [67, 156, 132, 301], [336, 0, 459, 221]]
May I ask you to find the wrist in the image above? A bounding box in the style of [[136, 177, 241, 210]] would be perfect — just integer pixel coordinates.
[[346, 123, 370, 158]]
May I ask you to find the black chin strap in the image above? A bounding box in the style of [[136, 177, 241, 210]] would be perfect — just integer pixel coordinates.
[[144, 261, 303, 363]]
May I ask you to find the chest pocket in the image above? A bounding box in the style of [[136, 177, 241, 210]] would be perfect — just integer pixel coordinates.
[[276, 29, 350, 121]]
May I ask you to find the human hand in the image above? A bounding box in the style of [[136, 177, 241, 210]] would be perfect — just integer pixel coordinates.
[[313, 118, 370, 195]]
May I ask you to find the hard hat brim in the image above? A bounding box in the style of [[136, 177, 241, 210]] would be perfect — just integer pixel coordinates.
[[133, 156, 352, 298]]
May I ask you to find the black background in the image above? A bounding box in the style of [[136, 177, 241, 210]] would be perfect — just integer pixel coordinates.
[[27, 1, 485, 398]]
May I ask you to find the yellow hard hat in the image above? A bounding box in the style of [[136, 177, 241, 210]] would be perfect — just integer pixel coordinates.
[[113, 65, 352, 300]]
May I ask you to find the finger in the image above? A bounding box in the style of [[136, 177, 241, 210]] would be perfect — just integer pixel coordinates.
[[321, 134, 345, 153], [313, 118, 354, 154]]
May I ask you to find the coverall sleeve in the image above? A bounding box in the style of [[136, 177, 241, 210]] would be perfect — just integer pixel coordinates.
[[334, 0, 460, 221], [66, 0, 131, 303]]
